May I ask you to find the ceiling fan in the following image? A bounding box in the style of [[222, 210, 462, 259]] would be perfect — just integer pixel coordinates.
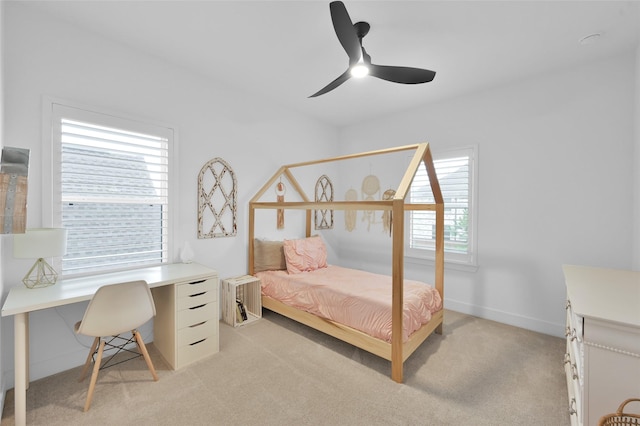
[[309, 1, 436, 98]]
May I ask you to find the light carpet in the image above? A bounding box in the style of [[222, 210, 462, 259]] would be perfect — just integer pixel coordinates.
[[1, 309, 570, 425]]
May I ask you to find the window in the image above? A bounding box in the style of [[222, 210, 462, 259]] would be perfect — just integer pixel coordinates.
[[407, 146, 477, 267], [46, 103, 174, 277]]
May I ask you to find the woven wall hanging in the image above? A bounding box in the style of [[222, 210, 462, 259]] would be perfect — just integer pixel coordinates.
[[198, 157, 237, 238], [314, 175, 334, 230], [361, 174, 380, 231], [382, 189, 396, 236], [275, 178, 286, 229], [344, 188, 358, 232]]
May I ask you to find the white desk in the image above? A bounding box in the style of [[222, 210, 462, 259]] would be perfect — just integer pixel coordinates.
[[1, 262, 219, 426]]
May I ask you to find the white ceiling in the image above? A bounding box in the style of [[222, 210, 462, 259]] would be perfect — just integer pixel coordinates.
[[21, 0, 640, 127]]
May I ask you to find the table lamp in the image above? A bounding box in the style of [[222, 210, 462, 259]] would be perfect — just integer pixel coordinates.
[[13, 228, 67, 288]]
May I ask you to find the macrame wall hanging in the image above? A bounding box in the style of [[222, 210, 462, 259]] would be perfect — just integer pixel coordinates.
[[198, 157, 237, 238], [344, 188, 357, 232], [361, 174, 380, 231], [314, 175, 334, 230], [382, 189, 396, 236], [275, 178, 286, 229]]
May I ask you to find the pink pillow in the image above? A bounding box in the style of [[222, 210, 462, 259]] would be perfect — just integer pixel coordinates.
[[283, 236, 328, 274]]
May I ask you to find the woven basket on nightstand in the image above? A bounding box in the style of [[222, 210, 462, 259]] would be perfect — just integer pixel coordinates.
[[599, 399, 640, 426]]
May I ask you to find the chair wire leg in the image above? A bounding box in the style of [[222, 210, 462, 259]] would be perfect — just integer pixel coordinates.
[[98, 334, 140, 370], [79, 337, 100, 382], [133, 330, 159, 381], [84, 339, 105, 412]]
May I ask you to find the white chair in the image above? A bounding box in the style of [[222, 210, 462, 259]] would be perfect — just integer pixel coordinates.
[[75, 280, 159, 412]]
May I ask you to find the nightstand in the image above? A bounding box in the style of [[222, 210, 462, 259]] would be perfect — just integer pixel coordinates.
[[221, 275, 262, 327]]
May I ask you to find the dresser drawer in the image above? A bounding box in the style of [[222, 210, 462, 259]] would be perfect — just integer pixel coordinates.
[[565, 297, 584, 425], [565, 300, 583, 343], [177, 319, 218, 347], [177, 279, 213, 298], [178, 334, 219, 366], [567, 339, 583, 385], [564, 362, 583, 426], [176, 287, 217, 311], [177, 302, 216, 329], [566, 300, 584, 385]]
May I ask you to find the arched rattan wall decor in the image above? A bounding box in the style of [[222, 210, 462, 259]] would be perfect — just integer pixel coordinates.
[[198, 157, 237, 238], [314, 175, 334, 230]]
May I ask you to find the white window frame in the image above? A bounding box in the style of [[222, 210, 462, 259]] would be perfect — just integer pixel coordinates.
[[405, 145, 478, 270], [42, 98, 177, 277]]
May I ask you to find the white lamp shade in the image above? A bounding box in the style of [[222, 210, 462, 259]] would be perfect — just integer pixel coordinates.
[[13, 228, 68, 259]]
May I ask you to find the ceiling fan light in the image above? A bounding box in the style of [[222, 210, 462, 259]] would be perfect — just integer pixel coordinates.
[[350, 63, 369, 78]]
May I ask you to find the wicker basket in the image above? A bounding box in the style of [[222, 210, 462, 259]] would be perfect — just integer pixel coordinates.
[[599, 399, 640, 426]]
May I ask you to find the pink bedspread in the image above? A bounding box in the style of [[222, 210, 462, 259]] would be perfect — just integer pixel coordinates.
[[256, 265, 442, 343]]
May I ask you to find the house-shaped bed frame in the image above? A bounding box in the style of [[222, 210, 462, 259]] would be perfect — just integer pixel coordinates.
[[248, 143, 444, 383]]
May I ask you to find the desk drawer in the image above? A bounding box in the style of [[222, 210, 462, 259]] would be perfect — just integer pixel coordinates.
[[177, 279, 214, 298], [177, 319, 218, 347], [178, 334, 219, 366], [177, 302, 216, 330], [176, 288, 217, 311]]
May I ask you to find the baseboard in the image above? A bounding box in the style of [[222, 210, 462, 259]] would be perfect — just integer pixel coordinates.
[[445, 298, 565, 338], [1, 382, 5, 418]]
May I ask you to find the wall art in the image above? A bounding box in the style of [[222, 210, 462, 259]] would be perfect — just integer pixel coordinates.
[[382, 189, 396, 236], [361, 174, 380, 231], [314, 175, 334, 230], [198, 157, 237, 238], [275, 178, 286, 229], [344, 188, 358, 232]]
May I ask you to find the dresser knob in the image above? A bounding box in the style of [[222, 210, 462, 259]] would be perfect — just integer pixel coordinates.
[[570, 363, 579, 380]]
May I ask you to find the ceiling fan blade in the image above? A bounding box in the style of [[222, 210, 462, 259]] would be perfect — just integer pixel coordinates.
[[330, 1, 361, 64], [309, 69, 351, 98], [369, 64, 436, 84]]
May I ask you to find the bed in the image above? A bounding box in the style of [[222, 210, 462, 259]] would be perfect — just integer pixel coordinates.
[[248, 143, 445, 383]]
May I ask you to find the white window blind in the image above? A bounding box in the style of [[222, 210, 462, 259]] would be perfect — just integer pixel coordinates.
[[408, 146, 476, 266], [57, 114, 171, 276]]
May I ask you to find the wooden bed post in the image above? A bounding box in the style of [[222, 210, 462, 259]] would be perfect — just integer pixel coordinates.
[[435, 203, 444, 334], [248, 203, 255, 275], [305, 210, 312, 237], [391, 198, 405, 383], [423, 146, 445, 335]]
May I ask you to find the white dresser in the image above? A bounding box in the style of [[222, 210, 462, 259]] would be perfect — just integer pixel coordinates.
[[563, 265, 640, 426]]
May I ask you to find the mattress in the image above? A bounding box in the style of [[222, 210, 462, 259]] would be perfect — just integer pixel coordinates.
[[256, 265, 442, 343]]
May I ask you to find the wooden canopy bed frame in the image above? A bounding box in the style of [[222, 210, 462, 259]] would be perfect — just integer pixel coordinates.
[[248, 143, 444, 383]]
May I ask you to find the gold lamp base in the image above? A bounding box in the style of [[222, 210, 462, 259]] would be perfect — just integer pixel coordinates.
[[22, 258, 59, 289]]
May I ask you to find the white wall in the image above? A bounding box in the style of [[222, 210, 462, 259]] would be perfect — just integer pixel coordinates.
[[1, 4, 337, 387], [337, 52, 636, 337]]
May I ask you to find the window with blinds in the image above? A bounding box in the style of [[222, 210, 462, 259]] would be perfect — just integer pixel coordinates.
[[408, 146, 477, 265], [55, 112, 171, 276]]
